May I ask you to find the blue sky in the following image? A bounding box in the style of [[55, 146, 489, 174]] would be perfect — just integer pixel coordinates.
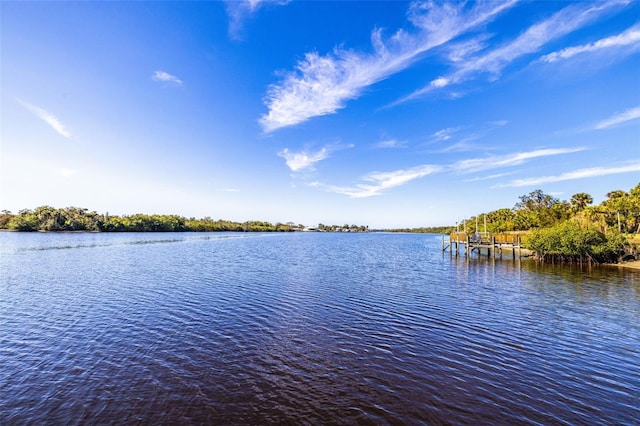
[[1, 1, 639, 228]]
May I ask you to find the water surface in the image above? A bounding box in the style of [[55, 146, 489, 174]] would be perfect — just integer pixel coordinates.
[[1, 232, 639, 424]]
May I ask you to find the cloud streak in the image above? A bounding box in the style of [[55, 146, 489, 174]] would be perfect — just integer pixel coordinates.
[[306, 147, 585, 198], [260, 0, 517, 132], [226, 0, 288, 40], [152, 70, 183, 85], [278, 144, 352, 172], [432, 127, 460, 142], [500, 163, 640, 187], [465, 172, 514, 182], [398, 0, 625, 103], [594, 105, 640, 129], [452, 147, 585, 173], [375, 139, 407, 149], [18, 99, 71, 138], [278, 147, 330, 172], [540, 23, 640, 63], [311, 164, 441, 198]]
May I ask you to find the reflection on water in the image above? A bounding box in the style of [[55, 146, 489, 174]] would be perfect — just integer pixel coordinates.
[[1, 232, 639, 424], [449, 249, 640, 294]]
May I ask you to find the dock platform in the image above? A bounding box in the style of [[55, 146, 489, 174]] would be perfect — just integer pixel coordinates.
[[443, 232, 525, 259]]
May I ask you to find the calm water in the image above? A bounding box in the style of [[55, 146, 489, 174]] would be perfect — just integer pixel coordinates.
[[1, 232, 639, 425]]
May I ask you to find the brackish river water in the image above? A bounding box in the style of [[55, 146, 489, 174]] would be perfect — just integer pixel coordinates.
[[1, 232, 639, 425]]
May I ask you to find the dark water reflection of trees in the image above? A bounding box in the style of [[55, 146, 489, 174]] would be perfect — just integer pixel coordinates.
[[448, 252, 640, 296]]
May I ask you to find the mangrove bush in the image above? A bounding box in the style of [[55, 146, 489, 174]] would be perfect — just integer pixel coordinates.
[[525, 221, 628, 264]]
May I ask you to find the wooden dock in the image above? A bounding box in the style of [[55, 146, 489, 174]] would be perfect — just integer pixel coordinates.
[[443, 232, 525, 259]]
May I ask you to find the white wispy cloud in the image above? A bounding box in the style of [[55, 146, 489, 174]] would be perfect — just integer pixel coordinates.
[[278, 147, 330, 172], [260, 0, 518, 132], [399, 0, 625, 103], [452, 147, 585, 173], [465, 172, 514, 182], [304, 147, 584, 198], [437, 138, 480, 153], [226, 0, 288, 40], [594, 105, 640, 129], [540, 23, 640, 63], [430, 122, 505, 152], [278, 144, 352, 172], [500, 163, 640, 187], [152, 70, 183, 85], [375, 138, 407, 149], [18, 99, 71, 138], [432, 127, 460, 142], [444, 35, 491, 63], [311, 164, 441, 198]]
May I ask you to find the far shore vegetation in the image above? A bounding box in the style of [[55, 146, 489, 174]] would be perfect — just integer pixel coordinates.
[[0, 207, 371, 233], [1, 182, 638, 263]]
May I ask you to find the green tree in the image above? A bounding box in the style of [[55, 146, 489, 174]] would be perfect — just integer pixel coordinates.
[[601, 189, 632, 232], [513, 189, 566, 229], [570, 192, 593, 213], [629, 183, 640, 233], [8, 209, 39, 231], [515, 189, 559, 211], [485, 208, 515, 232], [0, 210, 14, 228]]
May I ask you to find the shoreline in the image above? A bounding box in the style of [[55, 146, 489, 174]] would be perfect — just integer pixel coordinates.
[[606, 260, 640, 270]]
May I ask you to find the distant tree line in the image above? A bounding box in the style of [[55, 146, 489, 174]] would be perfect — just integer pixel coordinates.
[[316, 223, 368, 232], [385, 226, 455, 234], [0, 207, 374, 233], [0, 207, 301, 233]]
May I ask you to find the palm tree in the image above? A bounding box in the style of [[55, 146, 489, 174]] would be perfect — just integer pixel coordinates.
[[606, 190, 627, 200], [570, 192, 593, 212]]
